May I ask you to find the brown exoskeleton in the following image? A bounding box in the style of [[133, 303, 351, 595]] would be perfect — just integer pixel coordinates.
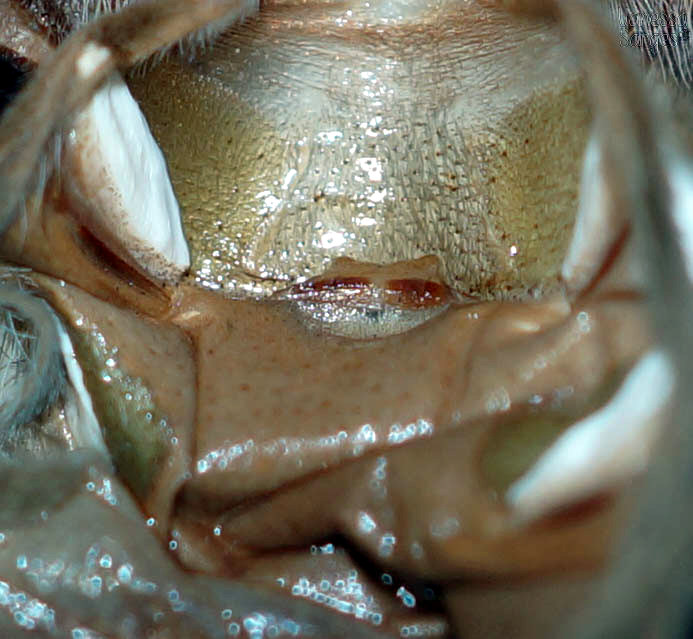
[[0, 1, 691, 637]]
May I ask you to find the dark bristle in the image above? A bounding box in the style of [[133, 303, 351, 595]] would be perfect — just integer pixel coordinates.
[[611, 0, 693, 87]]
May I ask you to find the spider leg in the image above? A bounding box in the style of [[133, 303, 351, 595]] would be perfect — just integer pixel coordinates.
[[0, 0, 258, 440], [0, 0, 258, 237], [504, 2, 693, 637]]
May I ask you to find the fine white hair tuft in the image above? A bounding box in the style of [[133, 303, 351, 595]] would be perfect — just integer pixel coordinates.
[[0, 280, 66, 446]]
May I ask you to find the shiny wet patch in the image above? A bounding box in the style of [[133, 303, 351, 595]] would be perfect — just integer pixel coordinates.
[[68, 319, 170, 500], [480, 368, 626, 496]]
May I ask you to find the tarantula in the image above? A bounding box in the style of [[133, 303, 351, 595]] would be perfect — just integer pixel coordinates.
[[0, 0, 691, 637]]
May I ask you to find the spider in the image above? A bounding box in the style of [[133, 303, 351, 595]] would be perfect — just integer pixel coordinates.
[[0, 0, 691, 637]]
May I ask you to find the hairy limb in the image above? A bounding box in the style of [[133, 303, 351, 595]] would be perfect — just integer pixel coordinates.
[[0, 0, 258, 445], [553, 5, 693, 636], [501, 1, 693, 636], [0, 0, 258, 237], [489, 0, 693, 635]]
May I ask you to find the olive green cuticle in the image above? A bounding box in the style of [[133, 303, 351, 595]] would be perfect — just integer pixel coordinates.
[[67, 319, 170, 500], [481, 367, 629, 495]]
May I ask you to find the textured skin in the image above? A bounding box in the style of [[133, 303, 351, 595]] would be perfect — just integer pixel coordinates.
[[0, 1, 691, 638]]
